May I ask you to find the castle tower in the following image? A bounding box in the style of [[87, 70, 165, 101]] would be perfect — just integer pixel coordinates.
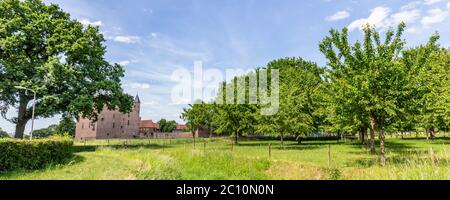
[[75, 95, 142, 140]]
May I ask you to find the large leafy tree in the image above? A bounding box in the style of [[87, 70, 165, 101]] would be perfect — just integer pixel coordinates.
[[0, 0, 133, 138], [320, 23, 413, 165], [213, 80, 258, 145], [257, 58, 325, 147], [401, 43, 448, 139], [181, 101, 207, 148]]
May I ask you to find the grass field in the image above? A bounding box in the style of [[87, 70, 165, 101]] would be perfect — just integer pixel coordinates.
[[1, 136, 449, 180]]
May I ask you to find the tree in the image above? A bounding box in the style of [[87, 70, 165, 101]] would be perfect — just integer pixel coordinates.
[[401, 44, 448, 139], [181, 101, 204, 148], [158, 119, 177, 133], [33, 124, 58, 138], [320, 23, 422, 165], [54, 115, 76, 136], [0, 128, 10, 138], [213, 78, 258, 145], [257, 58, 326, 147], [30, 115, 76, 138], [0, 0, 133, 139]]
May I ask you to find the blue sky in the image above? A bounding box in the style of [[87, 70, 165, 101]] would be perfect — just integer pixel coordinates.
[[2, 0, 450, 134]]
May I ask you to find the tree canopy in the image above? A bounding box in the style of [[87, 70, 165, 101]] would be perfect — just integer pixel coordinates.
[[181, 22, 449, 166], [0, 0, 133, 138], [158, 119, 177, 133]]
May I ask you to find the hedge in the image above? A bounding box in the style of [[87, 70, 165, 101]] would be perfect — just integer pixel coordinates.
[[0, 136, 73, 172]]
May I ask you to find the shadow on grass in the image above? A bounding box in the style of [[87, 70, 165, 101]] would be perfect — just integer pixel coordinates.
[[72, 143, 167, 153], [0, 154, 85, 178]]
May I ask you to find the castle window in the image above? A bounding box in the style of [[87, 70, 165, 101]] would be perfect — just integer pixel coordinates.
[[113, 114, 115, 119], [113, 123, 115, 128], [128, 120, 130, 126], [101, 118, 104, 121], [82, 123, 84, 129]]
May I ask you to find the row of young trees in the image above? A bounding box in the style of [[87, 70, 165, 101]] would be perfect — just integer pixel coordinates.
[[181, 23, 450, 165]]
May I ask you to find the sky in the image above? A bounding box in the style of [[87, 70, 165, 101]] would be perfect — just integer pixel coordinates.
[[2, 0, 450, 135]]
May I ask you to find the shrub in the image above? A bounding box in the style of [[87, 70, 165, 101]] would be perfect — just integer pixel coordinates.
[[0, 128, 10, 138], [0, 136, 73, 172]]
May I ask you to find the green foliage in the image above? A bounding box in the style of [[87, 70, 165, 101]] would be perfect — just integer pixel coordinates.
[[0, 0, 133, 138], [257, 58, 326, 143], [32, 115, 76, 138], [158, 119, 177, 133], [0, 128, 10, 138], [0, 136, 73, 171], [33, 124, 58, 139]]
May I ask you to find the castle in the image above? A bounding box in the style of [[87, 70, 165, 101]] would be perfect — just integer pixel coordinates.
[[75, 95, 201, 140], [75, 95, 142, 140]]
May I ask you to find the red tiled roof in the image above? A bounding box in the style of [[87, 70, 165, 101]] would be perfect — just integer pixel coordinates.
[[176, 124, 187, 130], [139, 120, 160, 129]]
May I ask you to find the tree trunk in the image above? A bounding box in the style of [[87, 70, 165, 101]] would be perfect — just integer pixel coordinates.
[[234, 131, 239, 145], [192, 131, 196, 149], [360, 127, 366, 144], [369, 117, 377, 154], [425, 129, 429, 140], [430, 130, 435, 139], [280, 133, 284, 149], [401, 131, 404, 139], [380, 128, 386, 166], [14, 97, 30, 139]]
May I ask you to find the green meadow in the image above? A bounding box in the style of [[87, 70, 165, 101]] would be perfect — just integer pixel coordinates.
[[1, 136, 449, 180]]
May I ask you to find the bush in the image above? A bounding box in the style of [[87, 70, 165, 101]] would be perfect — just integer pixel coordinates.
[[0, 128, 10, 138], [0, 136, 73, 172]]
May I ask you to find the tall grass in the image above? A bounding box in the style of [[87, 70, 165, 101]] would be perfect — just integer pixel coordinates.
[[1, 137, 449, 180]]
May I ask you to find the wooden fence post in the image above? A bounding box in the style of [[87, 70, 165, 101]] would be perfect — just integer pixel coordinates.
[[162, 139, 165, 152], [269, 143, 272, 159], [430, 147, 436, 168], [204, 141, 206, 153], [328, 144, 331, 167]]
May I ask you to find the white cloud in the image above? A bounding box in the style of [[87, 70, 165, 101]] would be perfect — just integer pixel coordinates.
[[326, 11, 350, 21], [127, 83, 150, 89], [79, 19, 103, 27], [110, 36, 141, 44], [118, 60, 131, 66], [348, 5, 425, 32], [421, 8, 449, 26], [151, 33, 158, 37], [148, 36, 210, 60], [348, 6, 391, 31], [116, 60, 138, 66], [447, 2, 450, 9], [142, 101, 159, 106], [405, 27, 418, 33], [391, 9, 421, 24], [401, 1, 421, 10], [423, 0, 444, 5]]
